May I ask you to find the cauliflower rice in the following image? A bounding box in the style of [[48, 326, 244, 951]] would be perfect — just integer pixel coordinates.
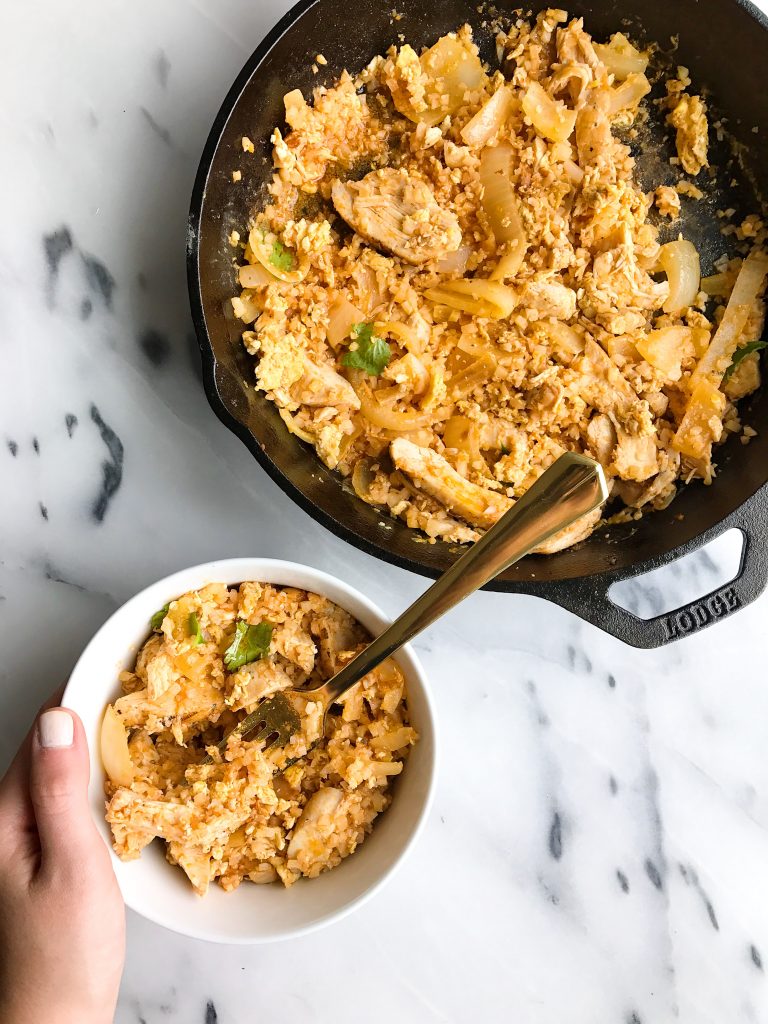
[[103, 583, 416, 893], [230, 9, 767, 552]]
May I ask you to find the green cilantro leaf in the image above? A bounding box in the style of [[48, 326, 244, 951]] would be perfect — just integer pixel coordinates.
[[341, 322, 392, 375], [723, 339, 768, 382], [268, 239, 296, 272], [188, 612, 204, 645], [223, 620, 273, 672], [150, 603, 170, 631]]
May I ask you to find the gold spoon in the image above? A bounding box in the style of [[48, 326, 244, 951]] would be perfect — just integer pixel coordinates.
[[207, 452, 608, 760]]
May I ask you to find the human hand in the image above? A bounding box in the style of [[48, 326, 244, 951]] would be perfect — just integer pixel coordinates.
[[0, 701, 125, 1024]]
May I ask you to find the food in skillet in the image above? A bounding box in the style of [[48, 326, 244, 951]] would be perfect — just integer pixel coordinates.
[[101, 583, 416, 893], [230, 10, 768, 552]]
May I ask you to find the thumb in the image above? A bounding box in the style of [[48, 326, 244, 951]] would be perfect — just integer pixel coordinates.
[[29, 708, 96, 872]]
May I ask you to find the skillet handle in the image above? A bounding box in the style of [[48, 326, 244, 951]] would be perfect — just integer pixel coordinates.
[[538, 494, 768, 648]]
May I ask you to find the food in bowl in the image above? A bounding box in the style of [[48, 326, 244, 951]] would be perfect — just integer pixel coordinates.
[[101, 582, 417, 894], [229, 9, 767, 553]]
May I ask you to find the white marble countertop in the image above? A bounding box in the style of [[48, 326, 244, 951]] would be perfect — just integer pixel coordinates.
[[2, 1, 768, 1021]]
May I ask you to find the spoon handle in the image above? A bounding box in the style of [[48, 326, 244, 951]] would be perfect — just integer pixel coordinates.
[[314, 452, 608, 704]]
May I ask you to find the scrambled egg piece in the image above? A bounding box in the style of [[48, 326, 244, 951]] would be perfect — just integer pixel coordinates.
[[668, 93, 709, 176]]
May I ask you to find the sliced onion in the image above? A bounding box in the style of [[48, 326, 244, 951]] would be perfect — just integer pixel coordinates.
[[378, 427, 436, 446], [425, 279, 518, 319], [435, 245, 474, 276], [606, 72, 651, 116], [636, 326, 691, 381], [238, 263, 274, 288], [354, 265, 385, 312], [691, 249, 768, 385], [447, 352, 498, 400], [230, 291, 263, 324], [479, 144, 527, 249], [724, 249, 768, 306], [700, 273, 729, 297], [456, 334, 496, 359], [490, 240, 527, 281], [420, 365, 445, 410], [354, 377, 431, 431], [375, 319, 418, 354], [538, 320, 585, 363], [446, 345, 476, 374], [248, 227, 309, 284], [384, 352, 430, 397], [673, 379, 727, 459], [443, 415, 482, 459], [460, 85, 514, 148], [278, 407, 315, 444], [394, 35, 487, 127], [352, 458, 378, 502], [563, 159, 584, 185], [416, 34, 487, 127], [373, 383, 407, 404], [337, 419, 362, 461], [327, 295, 366, 348], [101, 705, 134, 787], [522, 82, 576, 143], [594, 34, 649, 80], [658, 239, 700, 313]]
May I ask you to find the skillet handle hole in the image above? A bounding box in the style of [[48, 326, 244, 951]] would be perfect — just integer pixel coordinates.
[[606, 528, 744, 621]]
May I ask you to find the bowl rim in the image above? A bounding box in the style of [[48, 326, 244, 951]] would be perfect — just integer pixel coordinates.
[[62, 557, 439, 944]]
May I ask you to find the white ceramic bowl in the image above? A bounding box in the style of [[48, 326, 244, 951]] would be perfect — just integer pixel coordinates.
[[63, 558, 437, 944]]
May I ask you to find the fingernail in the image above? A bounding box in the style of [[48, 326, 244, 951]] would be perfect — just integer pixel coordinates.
[[38, 709, 74, 748]]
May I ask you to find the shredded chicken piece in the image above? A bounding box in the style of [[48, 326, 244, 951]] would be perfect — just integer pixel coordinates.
[[557, 17, 601, 69], [612, 431, 658, 481], [574, 88, 614, 176], [618, 447, 680, 508], [533, 507, 602, 553], [572, 340, 653, 435], [585, 413, 617, 469], [519, 277, 577, 320], [290, 359, 361, 408], [286, 788, 345, 859], [332, 168, 462, 264], [390, 438, 512, 529]]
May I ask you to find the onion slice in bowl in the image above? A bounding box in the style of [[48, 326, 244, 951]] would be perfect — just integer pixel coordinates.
[[101, 705, 134, 787]]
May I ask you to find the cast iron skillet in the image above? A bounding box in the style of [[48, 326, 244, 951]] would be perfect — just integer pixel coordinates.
[[188, 0, 768, 648]]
